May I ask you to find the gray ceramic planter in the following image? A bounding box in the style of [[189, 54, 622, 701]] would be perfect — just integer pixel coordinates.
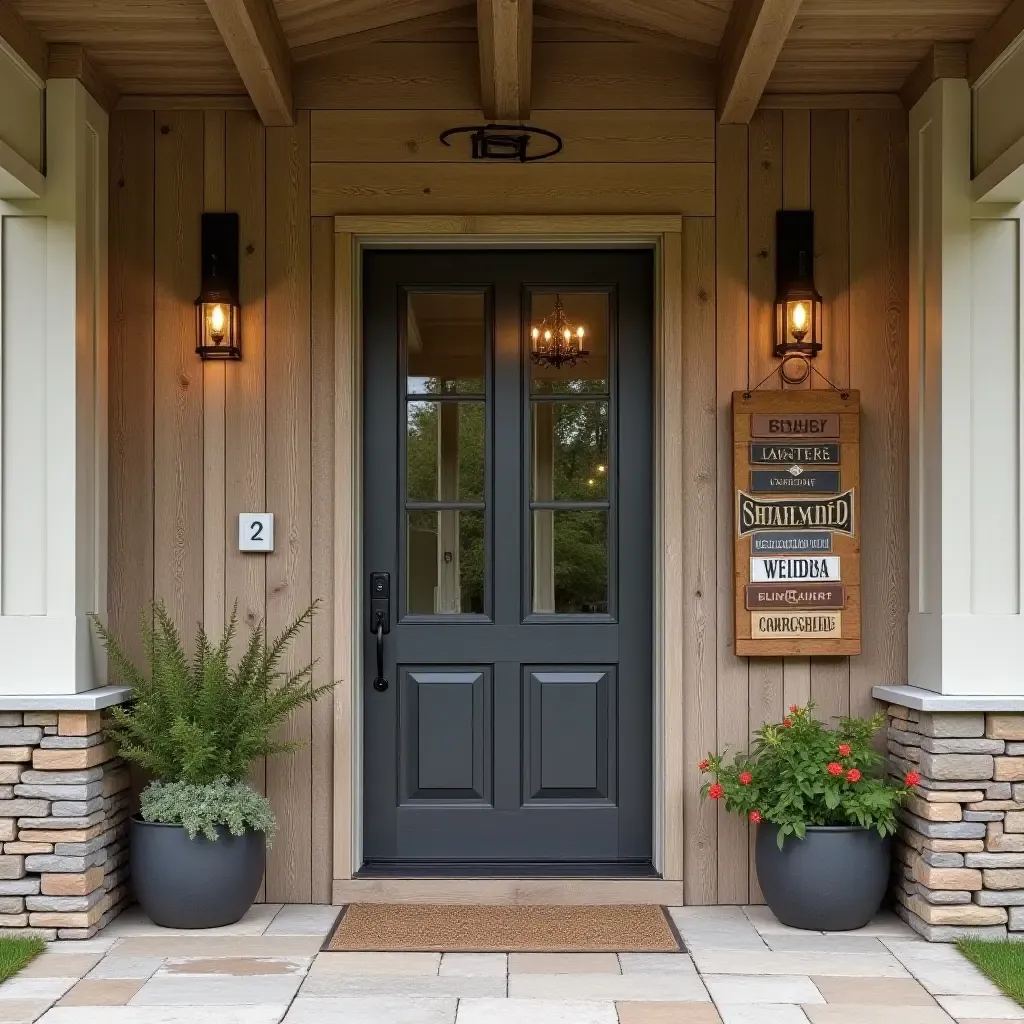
[[130, 816, 266, 929], [754, 822, 890, 930]]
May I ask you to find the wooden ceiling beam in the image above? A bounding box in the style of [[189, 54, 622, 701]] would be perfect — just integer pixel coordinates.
[[901, 42, 967, 110], [0, 0, 48, 84], [203, 0, 293, 126], [535, 3, 715, 60], [292, 10, 472, 62], [970, 0, 1024, 84], [717, 0, 804, 124], [48, 43, 118, 111], [477, 0, 533, 119]]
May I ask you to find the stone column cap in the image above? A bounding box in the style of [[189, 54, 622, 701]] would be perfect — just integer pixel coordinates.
[[875, 685, 1024, 713], [0, 686, 132, 712]]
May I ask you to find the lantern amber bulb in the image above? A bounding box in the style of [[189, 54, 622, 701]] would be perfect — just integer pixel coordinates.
[[792, 302, 808, 332], [210, 304, 226, 334]]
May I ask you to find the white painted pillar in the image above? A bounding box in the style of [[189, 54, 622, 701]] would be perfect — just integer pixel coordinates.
[[0, 80, 109, 694], [908, 77, 1024, 695]]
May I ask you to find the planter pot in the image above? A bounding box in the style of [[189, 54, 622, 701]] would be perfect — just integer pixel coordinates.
[[130, 816, 266, 929], [754, 822, 890, 931]]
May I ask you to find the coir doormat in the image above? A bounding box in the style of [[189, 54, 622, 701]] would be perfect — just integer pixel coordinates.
[[325, 903, 682, 952]]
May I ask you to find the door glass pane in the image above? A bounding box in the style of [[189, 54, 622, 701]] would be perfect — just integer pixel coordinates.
[[532, 401, 609, 501], [529, 291, 608, 395], [407, 401, 485, 502], [408, 510, 485, 614], [532, 510, 608, 614], [407, 291, 485, 394]]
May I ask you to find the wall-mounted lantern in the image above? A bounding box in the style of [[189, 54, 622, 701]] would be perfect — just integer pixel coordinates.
[[195, 212, 241, 360], [774, 210, 822, 361]]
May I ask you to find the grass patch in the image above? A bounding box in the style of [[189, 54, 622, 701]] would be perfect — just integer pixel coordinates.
[[958, 939, 1024, 1006], [0, 936, 45, 983]]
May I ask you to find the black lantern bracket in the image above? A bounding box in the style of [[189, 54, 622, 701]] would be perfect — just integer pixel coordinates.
[[195, 211, 241, 361], [439, 124, 563, 162], [774, 209, 823, 362]]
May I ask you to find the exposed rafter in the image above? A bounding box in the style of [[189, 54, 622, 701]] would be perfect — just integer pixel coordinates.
[[203, 0, 293, 126], [901, 42, 967, 110], [0, 0, 47, 83], [477, 0, 533, 119], [969, 0, 1024, 83], [293, 9, 473, 62], [536, 4, 715, 60], [717, 0, 803, 124], [47, 44, 118, 111]]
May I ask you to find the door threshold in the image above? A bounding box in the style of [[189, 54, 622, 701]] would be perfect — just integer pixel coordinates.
[[356, 861, 659, 879]]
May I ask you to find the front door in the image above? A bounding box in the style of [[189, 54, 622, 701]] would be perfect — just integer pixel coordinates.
[[362, 249, 653, 870]]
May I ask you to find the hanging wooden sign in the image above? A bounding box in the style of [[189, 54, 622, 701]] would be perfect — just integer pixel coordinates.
[[733, 390, 861, 657]]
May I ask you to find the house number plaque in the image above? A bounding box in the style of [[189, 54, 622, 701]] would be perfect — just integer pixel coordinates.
[[733, 390, 861, 657]]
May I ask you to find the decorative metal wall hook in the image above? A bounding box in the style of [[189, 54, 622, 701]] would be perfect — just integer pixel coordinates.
[[439, 124, 563, 162]]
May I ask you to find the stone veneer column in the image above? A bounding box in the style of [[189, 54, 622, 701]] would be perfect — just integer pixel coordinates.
[[0, 710, 129, 939], [888, 704, 1024, 940]]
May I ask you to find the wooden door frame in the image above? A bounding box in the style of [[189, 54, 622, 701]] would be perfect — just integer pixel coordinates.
[[331, 214, 691, 904]]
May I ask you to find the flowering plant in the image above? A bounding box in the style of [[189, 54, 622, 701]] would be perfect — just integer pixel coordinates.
[[699, 703, 916, 848]]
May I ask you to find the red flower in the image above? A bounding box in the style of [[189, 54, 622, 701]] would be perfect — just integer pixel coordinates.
[[827, 762, 843, 776], [749, 810, 762, 823], [698, 759, 710, 772], [739, 771, 753, 785], [789, 704, 800, 713], [708, 783, 724, 800], [846, 768, 862, 783], [838, 743, 852, 757], [783, 718, 793, 729], [905, 771, 921, 787]]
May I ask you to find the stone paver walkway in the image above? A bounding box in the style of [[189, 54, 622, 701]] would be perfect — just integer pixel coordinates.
[[0, 903, 1020, 1024]]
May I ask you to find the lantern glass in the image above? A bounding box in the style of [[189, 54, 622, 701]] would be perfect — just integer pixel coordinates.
[[195, 299, 241, 359], [774, 294, 822, 358]]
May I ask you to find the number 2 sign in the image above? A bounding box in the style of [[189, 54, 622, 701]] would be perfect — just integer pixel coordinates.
[[238, 513, 274, 553]]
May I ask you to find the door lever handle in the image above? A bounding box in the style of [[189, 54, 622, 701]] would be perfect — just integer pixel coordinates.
[[373, 613, 388, 692]]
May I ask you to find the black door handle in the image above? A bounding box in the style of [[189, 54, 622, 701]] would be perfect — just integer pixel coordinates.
[[370, 572, 390, 692], [373, 613, 388, 692]]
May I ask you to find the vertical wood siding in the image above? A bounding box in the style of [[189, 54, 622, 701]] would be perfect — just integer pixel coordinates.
[[108, 92, 907, 903]]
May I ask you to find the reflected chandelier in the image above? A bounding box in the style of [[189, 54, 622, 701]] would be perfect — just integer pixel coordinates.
[[530, 295, 589, 369]]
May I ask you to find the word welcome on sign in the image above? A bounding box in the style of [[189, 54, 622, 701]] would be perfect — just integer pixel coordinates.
[[733, 390, 861, 657]]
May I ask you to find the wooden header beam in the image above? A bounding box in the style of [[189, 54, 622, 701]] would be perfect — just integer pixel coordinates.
[[204, 0, 293, 126], [970, 0, 1024, 84], [717, 0, 803, 124], [477, 0, 533, 119], [901, 43, 967, 110], [0, 0, 47, 83], [48, 44, 118, 111]]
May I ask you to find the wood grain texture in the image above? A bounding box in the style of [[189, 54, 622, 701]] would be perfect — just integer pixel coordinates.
[[47, 42, 119, 110], [310, 109, 716, 164], [310, 215, 335, 903], [681, 216, 717, 905], [108, 111, 155, 667], [311, 162, 715, 217], [203, 0, 293, 125], [969, 0, 1024, 84], [153, 111, 205, 643], [809, 108, 851, 725], [659, 230, 685, 883], [718, 0, 804, 124], [292, 10, 474, 62], [849, 109, 908, 718], [901, 43, 967, 110], [223, 112, 267, 896], [0, 0, 47, 81], [715, 123, 750, 905], [477, 0, 532, 118], [265, 110, 313, 902], [760, 93, 902, 109], [203, 111, 227, 640]]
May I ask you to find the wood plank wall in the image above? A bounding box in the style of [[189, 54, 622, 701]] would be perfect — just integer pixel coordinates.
[[108, 41, 908, 904]]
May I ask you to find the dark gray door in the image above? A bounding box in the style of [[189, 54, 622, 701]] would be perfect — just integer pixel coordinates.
[[362, 250, 652, 869]]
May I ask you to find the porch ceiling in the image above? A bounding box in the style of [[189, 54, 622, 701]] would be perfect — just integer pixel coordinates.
[[0, 0, 1016, 121]]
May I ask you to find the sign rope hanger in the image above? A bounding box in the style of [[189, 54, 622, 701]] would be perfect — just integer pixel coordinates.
[[744, 355, 850, 400], [439, 124, 563, 162]]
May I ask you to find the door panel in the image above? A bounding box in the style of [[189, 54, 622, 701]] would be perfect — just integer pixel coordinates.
[[362, 250, 652, 868]]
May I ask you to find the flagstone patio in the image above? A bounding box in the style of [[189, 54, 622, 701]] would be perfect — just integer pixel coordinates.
[[0, 903, 1019, 1024]]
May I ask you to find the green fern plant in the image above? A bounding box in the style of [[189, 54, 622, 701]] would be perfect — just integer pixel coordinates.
[[93, 601, 333, 785]]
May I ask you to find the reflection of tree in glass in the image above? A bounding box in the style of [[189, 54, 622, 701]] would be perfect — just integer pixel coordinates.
[[404, 394, 609, 614]]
